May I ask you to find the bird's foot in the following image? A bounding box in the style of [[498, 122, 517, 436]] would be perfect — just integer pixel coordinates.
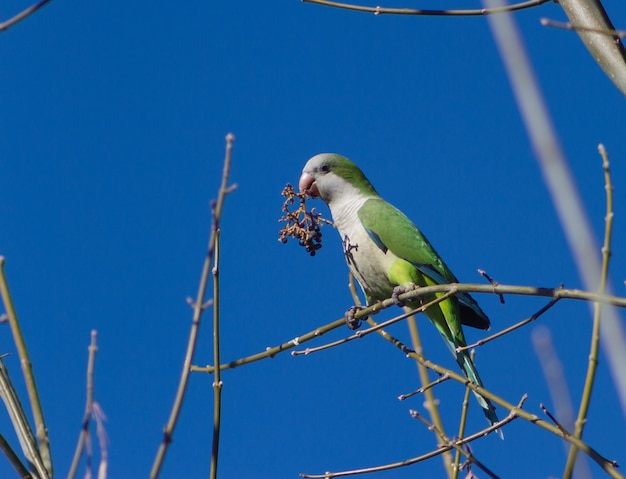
[[392, 284, 417, 307], [344, 306, 366, 330]]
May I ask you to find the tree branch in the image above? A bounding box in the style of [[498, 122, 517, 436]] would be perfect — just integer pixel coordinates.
[[150, 134, 236, 479], [299, 398, 521, 478], [0, 0, 54, 32], [302, 0, 550, 16], [0, 258, 52, 476], [67, 330, 99, 479], [564, 144, 615, 478]]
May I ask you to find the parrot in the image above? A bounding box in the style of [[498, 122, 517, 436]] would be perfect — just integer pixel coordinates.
[[298, 153, 501, 435]]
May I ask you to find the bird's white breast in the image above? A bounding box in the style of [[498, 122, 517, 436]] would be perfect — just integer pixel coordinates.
[[328, 194, 400, 302]]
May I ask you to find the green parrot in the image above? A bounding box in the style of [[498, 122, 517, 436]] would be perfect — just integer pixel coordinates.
[[299, 153, 501, 435]]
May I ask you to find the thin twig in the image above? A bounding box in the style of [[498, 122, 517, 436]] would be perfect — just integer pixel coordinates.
[[541, 18, 626, 38], [359, 314, 621, 477], [67, 330, 99, 479], [532, 326, 592, 478], [402, 349, 622, 478], [483, 0, 626, 419], [293, 284, 457, 476], [291, 291, 456, 356], [409, 410, 500, 479], [478, 269, 504, 304], [191, 316, 347, 373], [194, 283, 626, 375], [399, 373, 450, 401], [353, 282, 626, 310], [0, 358, 48, 478], [302, 0, 550, 16], [540, 403, 568, 435], [347, 273, 362, 308], [209, 230, 223, 479], [0, 433, 32, 478], [457, 298, 559, 352], [326, 286, 454, 476], [299, 398, 521, 478], [92, 402, 108, 479], [563, 144, 614, 479], [0, 258, 52, 476], [453, 351, 475, 479], [405, 312, 453, 478], [150, 134, 236, 479], [0, 0, 54, 31]]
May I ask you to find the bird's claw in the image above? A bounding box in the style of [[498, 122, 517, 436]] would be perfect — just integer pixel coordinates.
[[344, 305, 366, 330], [392, 284, 416, 307]]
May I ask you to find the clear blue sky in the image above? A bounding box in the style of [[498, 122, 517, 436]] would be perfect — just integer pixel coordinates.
[[2, 1, 626, 478]]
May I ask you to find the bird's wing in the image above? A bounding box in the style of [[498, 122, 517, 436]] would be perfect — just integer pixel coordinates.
[[358, 198, 490, 329]]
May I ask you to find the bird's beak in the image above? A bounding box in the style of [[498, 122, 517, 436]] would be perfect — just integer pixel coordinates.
[[299, 172, 319, 197]]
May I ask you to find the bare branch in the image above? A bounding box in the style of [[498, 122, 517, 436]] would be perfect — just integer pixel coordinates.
[[302, 0, 550, 16], [405, 313, 454, 477], [210, 230, 223, 479], [0, 257, 52, 475], [150, 134, 236, 479], [299, 398, 522, 478], [409, 410, 500, 479], [0, 358, 48, 478], [478, 269, 505, 304], [398, 373, 450, 401], [457, 298, 559, 352], [195, 282, 626, 374], [363, 314, 622, 478], [541, 18, 626, 38], [483, 0, 626, 418], [0, 433, 31, 478], [0, 0, 54, 32], [67, 330, 99, 479], [564, 144, 615, 478], [291, 290, 456, 356]]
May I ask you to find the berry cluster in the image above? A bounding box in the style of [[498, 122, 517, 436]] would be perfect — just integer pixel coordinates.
[[278, 183, 333, 256]]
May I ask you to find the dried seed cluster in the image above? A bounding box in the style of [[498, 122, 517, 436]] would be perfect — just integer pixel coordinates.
[[278, 183, 333, 256]]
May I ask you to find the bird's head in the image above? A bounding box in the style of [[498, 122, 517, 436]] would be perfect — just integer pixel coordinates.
[[299, 153, 378, 205]]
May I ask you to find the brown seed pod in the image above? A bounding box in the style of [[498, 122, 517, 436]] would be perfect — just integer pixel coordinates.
[[278, 183, 333, 256]]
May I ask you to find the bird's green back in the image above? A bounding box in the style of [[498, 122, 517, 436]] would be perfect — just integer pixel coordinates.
[[358, 197, 490, 330]]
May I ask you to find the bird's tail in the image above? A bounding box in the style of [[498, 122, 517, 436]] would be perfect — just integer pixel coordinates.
[[456, 350, 504, 440]]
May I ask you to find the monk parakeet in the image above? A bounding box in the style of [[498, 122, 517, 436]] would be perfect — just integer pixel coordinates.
[[299, 153, 501, 434]]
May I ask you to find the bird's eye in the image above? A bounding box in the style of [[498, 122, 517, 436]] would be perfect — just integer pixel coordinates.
[[320, 165, 330, 173]]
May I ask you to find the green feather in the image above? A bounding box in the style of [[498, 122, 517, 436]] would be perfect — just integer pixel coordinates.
[[358, 198, 490, 329], [318, 155, 379, 197], [358, 197, 501, 436]]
